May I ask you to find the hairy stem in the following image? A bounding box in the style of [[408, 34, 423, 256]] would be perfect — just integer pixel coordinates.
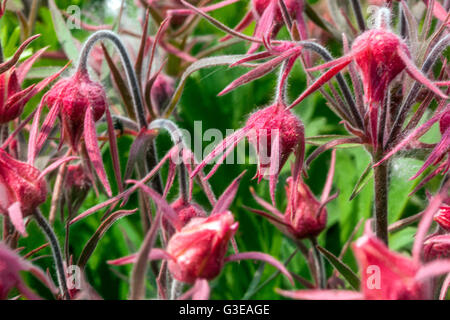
[[77, 30, 163, 193], [373, 152, 389, 245], [34, 209, 70, 299], [149, 119, 189, 202], [350, 0, 366, 32]]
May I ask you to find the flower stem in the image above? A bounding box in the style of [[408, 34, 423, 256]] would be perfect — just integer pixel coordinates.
[[33, 209, 70, 300], [373, 152, 389, 245], [309, 237, 326, 289], [77, 30, 163, 193]]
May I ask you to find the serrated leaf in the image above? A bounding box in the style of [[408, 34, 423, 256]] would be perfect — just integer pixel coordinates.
[[317, 245, 360, 290]]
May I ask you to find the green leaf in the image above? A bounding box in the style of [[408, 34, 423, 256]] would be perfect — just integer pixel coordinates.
[[48, 0, 79, 62], [349, 162, 373, 201], [77, 209, 137, 269], [317, 245, 360, 290]]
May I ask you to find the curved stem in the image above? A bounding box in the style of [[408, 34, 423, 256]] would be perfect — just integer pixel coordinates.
[[33, 209, 70, 300], [77, 30, 147, 129], [149, 119, 189, 202], [77, 30, 163, 193]]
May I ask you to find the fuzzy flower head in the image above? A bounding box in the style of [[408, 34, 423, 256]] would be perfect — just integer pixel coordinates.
[[191, 102, 304, 205], [0, 148, 47, 236], [29, 69, 114, 196], [0, 242, 57, 300], [166, 211, 238, 283], [44, 70, 107, 151]]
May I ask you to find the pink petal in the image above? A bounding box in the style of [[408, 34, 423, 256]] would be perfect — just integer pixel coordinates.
[[397, 47, 448, 100], [289, 60, 352, 109], [225, 251, 294, 285], [440, 273, 450, 300], [126, 179, 182, 230], [211, 170, 246, 214], [190, 127, 248, 179], [171, 0, 240, 15], [277, 289, 364, 300], [108, 248, 173, 265], [84, 106, 112, 197], [413, 192, 445, 262], [8, 201, 27, 236], [415, 260, 450, 282], [219, 47, 300, 96], [321, 149, 336, 203], [16, 46, 49, 83]]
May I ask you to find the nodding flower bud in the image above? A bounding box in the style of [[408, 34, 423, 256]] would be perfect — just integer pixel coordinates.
[[245, 104, 304, 181], [151, 74, 175, 112], [351, 28, 409, 107], [0, 148, 47, 235], [353, 223, 428, 300], [434, 201, 450, 231], [45, 70, 107, 151], [284, 177, 326, 239], [166, 211, 238, 283], [0, 69, 24, 124], [423, 234, 450, 262]]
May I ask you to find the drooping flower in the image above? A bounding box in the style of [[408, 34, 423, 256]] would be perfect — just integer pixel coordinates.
[[0, 242, 57, 300], [28, 69, 115, 196], [248, 150, 336, 240], [287, 8, 447, 145], [0, 148, 47, 236], [191, 102, 305, 205]]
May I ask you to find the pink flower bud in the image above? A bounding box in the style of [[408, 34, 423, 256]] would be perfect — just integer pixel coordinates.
[[151, 74, 175, 112], [284, 177, 327, 239], [0, 148, 47, 234], [166, 211, 238, 283], [423, 234, 450, 261], [434, 203, 450, 231], [351, 28, 409, 107], [0, 69, 23, 124], [45, 70, 107, 151], [245, 104, 303, 181], [353, 224, 428, 300]]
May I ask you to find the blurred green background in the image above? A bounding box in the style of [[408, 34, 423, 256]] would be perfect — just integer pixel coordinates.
[[0, 0, 442, 299]]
